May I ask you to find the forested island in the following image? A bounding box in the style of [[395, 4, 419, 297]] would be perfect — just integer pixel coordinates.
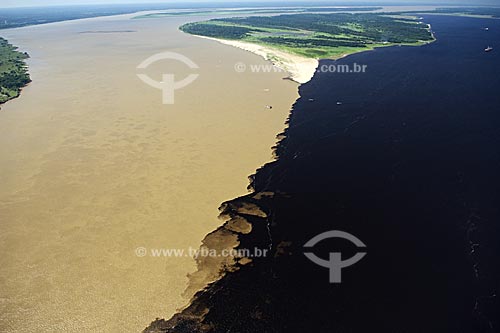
[[180, 13, 435, 59], [0, 37, 31, 105]]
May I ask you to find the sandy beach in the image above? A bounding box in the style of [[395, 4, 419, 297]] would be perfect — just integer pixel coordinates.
[[0, 13, 299, 332], [196, 36, 319, 84]]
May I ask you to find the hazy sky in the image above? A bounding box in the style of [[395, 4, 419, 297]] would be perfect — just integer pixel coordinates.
[[0, 0, 498, 8]]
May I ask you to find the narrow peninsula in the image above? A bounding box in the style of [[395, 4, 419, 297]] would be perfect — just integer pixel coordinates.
[[181, 13, 435, 83]]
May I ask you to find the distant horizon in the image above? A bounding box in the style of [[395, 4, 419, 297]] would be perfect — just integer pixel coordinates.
[[1, 0, 500, 10]]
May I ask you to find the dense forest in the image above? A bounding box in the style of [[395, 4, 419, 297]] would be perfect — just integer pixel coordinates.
[[0, 37, 31, 105], [218, 14, 433, 42], [180, 23, 262, 39]]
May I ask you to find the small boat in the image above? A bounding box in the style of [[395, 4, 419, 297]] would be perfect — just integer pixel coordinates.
[[485, 46, 493, 52], [308, 98, 315, 102], [336, 101, 343, 106], [484, 27, 489, 31]]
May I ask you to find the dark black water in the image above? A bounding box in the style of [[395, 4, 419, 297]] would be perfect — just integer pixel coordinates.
[[146, 15, 500, 333]]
